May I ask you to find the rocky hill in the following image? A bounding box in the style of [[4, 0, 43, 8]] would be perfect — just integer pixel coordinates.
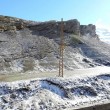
[[0, 15, 110, 74]]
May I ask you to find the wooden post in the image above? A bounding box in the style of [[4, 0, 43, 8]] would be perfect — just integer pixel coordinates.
[[59, 18, 64, 77]]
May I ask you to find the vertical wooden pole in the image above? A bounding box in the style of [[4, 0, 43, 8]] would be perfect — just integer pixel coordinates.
[[59, 18, 64, 77]]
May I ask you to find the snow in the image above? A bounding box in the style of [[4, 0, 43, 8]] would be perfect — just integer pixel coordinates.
[[11, 59, 23, 72], [41, 80, 65, 98], [0, 70, 110, 110]]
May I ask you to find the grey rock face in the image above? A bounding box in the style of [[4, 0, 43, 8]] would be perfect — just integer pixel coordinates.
[[28, 21, 58, 38], [0, 15, 97, 37], [28, 19, 80, 38], [80, 24, 97, 37], [64, 19, 80, 35]]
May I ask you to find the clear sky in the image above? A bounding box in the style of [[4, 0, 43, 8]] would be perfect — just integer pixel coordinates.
[[0, 0, 110, 42], [0, 0, 110, 24]]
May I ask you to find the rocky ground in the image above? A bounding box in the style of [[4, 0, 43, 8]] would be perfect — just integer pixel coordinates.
[[0, 71, 110, 110]]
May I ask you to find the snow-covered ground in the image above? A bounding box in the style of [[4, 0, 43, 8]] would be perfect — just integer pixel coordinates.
[[0, 67, 110, 110]]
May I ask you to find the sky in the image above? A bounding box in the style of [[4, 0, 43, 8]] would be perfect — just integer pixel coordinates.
[[0, 0, 110, 42]]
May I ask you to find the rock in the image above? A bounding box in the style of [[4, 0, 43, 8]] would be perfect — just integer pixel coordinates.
[[18, 86, 31, 92], [6, 25, 16, 31], [0, 15, 97, 37], [4, 58, 11, 62], [64, 19, 80, 35], [0, 15, 27, 32], [95, 59, 110, 66], [72, 86, 97, 96], [83, 58, 91, 63], [28, 20, 58, 38], [2, 96, 10, 103], [10, 93, 17, 99], [29, 19, 80, 38], [80, 24, 97, 37], [15, 22, 26, 30], [28, 18, 98, 41]]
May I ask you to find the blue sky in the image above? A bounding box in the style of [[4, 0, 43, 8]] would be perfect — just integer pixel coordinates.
[[0, 0, 110, 42], [0, 0, 110, 24]]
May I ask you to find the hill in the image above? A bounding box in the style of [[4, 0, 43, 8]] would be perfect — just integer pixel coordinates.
[[0, 15, 110, 73]]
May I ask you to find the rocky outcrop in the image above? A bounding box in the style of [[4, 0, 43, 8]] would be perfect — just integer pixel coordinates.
[[80, 24, 97, 37], [0, 15, 97, 38], [28, 21, 58, 38], [28, 19, 98, 38], [0, 15, 27, 32], [28, 19, 81, 39], [63, 19, 80, 35]]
